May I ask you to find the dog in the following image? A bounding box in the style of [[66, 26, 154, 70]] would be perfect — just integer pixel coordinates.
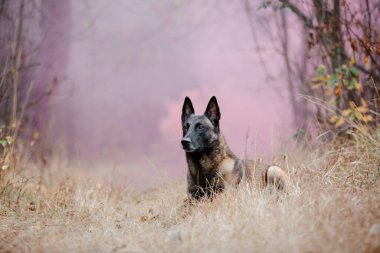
[[181, 96, 289, 200]]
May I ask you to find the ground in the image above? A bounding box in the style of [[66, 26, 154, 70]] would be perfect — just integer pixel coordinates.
[[0, 135, 379, 253]]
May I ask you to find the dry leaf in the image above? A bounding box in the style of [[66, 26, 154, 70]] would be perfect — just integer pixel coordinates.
[[356, 106, 369, 113], [140, 215, 148, 222], [363, 115, 373, 123], [355, 82, 363, 92], [349, 100, 356, 109], [342, 109, 351, 117], [335, 85, 342, 96], [357, 125, 369, 133], [335, 117, 345, 128], [360, 98, 367, 107], [330, 115, 339, 123]]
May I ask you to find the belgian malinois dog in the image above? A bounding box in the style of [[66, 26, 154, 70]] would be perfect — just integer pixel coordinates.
[[181, 96, 289, 200]]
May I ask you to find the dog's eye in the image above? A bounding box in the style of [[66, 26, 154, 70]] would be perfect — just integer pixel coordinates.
[[196, 124, 204, 130], [183, 123, 190, 131]]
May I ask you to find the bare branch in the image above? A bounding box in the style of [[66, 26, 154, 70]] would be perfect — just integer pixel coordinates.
[[280, 0, 313, 28], [243, 0, 273, 80]]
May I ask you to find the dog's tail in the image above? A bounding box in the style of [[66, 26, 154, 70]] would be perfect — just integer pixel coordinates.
[[264, 165, 289, 191]]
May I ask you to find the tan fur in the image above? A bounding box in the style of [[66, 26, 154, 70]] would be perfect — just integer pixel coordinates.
[[181, 96, 289, 199], [218, 157, 236, 184], [265, 165, 289, 190], [185, 132, 289, 199]]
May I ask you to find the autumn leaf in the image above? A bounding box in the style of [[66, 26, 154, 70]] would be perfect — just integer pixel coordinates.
[[354, 111, 364, 121], [349, 100, 356, 109], [335, 85, 342, 96], [311, 83, 322, 90], [360, 98, 367, 107], [356, 106, 369, 113], [355, 82, 363, 92], [357, 125, 369, 133], [330, 115, 339, 123], [33, 131, 40, 140], [335, 117, 345, 128], [363, 115, 373, 123], [325, 88, 333, 96], [351, 40, 358, 52], [311, 76, 322, 83], [342, 109, 351, 117]]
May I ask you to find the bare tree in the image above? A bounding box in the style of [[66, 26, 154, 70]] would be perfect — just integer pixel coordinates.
[[246, 0, 380, 132]]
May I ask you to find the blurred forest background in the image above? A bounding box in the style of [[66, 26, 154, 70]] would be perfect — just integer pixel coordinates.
[[0, 0, 379, 186]]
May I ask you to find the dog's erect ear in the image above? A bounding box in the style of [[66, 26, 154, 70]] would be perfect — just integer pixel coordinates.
[[182, 96, 195, 122], [204, 96, 221, 123]]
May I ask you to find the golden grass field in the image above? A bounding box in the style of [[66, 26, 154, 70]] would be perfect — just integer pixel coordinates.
[[0, 133, 379, 253]]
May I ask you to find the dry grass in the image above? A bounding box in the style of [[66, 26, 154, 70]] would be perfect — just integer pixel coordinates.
[[0, 133, 379, 253]]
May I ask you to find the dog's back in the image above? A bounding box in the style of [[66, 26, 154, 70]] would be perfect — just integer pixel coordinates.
[[242, 159, 289, 190]]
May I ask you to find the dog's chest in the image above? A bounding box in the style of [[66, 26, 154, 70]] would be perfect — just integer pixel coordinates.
[[218, 157, 237, 184]]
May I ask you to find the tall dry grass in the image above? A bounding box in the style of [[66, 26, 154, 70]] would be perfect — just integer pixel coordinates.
[[0, 132, 379, 253]]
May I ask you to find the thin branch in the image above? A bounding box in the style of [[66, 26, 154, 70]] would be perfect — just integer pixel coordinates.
[[279, 10, 300, 127], [243, 0, 272, 80], [280, 0, 313, 28], [10, 0, 24, 127]]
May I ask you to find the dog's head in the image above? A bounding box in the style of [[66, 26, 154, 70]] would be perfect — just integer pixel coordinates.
[[181, 96, 221, 153]]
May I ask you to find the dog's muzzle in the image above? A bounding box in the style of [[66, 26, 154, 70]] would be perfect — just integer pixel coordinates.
[[181, 138, 204, 153], [181, 137, 192, 150]]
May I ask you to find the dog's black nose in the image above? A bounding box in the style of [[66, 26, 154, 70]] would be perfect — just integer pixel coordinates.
[[181, 138, 191, 148]]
